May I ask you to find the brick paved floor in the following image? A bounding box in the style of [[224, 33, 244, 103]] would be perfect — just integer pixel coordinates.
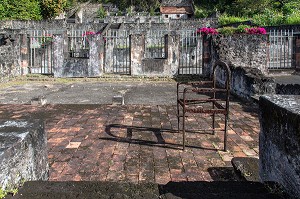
[[0, 100, 260, 184]]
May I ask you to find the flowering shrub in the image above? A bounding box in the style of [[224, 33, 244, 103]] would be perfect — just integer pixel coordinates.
[[245, 27, 267, 34], [82, 31, 101, 37], [196, 27, 218, 35], [197, 26, 267, 36], [82, 31, 105, 43]]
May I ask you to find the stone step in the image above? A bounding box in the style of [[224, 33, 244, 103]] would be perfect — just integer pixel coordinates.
[[231, 157, 260, 182], [6, 180, 284, 199]]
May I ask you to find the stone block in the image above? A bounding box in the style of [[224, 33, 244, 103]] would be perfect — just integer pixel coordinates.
[[112, 95, 124, 105], [0, 120, 48, 191], [225, 66, 276, 100], [259, 95, 300, 198]]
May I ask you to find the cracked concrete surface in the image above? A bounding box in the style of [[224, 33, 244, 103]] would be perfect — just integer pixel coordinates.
[[0, 81, 177, 105]]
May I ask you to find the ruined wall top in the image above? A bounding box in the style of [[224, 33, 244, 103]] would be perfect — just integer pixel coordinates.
[[0, 17, 217, 34], [262, 95, 300, 115]]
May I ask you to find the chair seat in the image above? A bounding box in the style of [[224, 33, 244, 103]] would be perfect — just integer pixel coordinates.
[[177, 99, 227, 114]]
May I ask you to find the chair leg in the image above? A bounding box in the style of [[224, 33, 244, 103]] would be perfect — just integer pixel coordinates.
[[212, 113, 216, 135], [224, 114, 228, 151], [183, 110, 186, 151], [177, 102, 180, 132]]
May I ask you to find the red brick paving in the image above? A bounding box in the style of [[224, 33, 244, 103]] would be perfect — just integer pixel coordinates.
[[0, 101, 260, 184]]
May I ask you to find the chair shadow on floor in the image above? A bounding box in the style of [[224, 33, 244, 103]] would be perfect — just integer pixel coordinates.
[[102, 123, 218, 151]]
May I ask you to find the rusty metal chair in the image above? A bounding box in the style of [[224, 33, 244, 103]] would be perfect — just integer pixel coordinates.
[[177, 60, 231, 151]]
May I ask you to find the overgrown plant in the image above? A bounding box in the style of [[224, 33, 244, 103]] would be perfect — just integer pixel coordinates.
[[252, 9, 284, 26], [217, 27, 236, 35], [218, 14, 249, 26], [0, 188, 18, 199], [98, 5, 106, 19], [236, 25, 251, 33]]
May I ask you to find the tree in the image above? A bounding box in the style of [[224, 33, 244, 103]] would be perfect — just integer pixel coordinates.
[[40, 0, 67, 19], [0, 0, 42, 20], [230, 0, 271, 16]]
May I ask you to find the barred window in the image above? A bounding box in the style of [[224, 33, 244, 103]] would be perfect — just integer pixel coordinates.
[[145, 30, 167, 59], [68, 30, 91, 58]]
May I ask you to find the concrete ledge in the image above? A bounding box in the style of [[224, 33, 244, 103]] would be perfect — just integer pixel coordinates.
[[0, 120, 48, 191], [230, 66, 276, 100], [276, 83, 300, 95], [259, 95, 300, 198]]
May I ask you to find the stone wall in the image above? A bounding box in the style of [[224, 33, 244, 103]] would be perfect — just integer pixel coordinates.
[[0, 20, 273, 81], [276, 83, 300, 95], [0, 20, 106, 32], [0, 30, 23, 82], [0, 20, 66, 31], [211, 34, 269, 75], [0, 120, 48, 191], [120, 18, 217, 32], [228, 65, 275, 100], [259, 95, 300, 198], [204, 34, 274, 100]]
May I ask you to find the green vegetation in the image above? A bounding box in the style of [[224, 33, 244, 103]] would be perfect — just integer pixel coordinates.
[[217, 25, 253, 35], [0, 0, 299, 26], [0, 188, 18, 199], [193, 0, 300, 26], [98, 5, 106, 19], [218, 14, 248, 26], [0, 0, 42, 20]]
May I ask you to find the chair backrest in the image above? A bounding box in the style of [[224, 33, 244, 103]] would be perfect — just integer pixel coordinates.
[[212, 60, 231, 90]]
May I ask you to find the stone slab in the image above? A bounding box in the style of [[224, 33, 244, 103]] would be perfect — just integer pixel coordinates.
[[231, 157, 260, 182], [0, 120, 48, 191], [8, 181, 284, 199], [259, 95, 300, 198]]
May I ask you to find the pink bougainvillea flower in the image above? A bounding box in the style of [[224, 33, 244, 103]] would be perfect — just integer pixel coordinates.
[[245, 27, 267, 34], [197, 27, 218, 35]]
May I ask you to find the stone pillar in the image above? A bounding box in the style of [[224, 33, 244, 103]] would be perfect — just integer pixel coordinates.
[[202, 36, 212, 77], [52, 34, 65, 77], [20, 34, 29, 75], [259, 95, 300, 197], [88, 34, 103, 76], [130, 34, 145, 76], [166, 33, 180, 76], [104, 33, 114, 73]]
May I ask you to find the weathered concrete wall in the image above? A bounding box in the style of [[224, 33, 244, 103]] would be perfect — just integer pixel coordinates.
[[53, 34, 103, 77], [229, 66, 276, 100], [131, 33, 179, 77], [0, 31, 22, 82], [0, 120, 48, 191], [259, 95, 300, 198]]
